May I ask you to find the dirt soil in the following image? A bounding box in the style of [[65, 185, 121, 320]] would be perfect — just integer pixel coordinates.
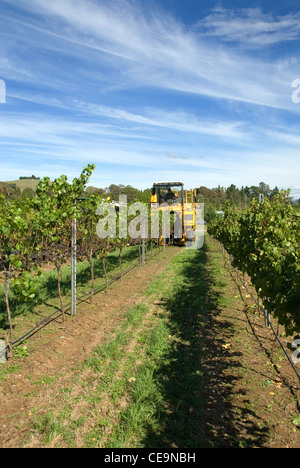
[[205, 247, 300, 449]]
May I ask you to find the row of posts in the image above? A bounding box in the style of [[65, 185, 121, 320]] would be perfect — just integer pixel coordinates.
[[71, 196, 169, 317], [258, 193, 271, 327], [71, 216, 156, 317]]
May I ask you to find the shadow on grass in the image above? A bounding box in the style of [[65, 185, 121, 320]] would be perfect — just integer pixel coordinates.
[[142, 245, 269, 448]]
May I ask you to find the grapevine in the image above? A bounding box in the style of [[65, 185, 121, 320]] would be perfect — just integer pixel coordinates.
[[208, 192, 300, 336], [0, 166, 156, 357]]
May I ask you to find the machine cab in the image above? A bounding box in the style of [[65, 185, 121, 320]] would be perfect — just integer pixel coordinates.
[[151, 182, 184, 205]]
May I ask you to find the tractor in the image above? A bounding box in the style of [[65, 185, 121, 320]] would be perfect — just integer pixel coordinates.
[[150, 181, 197, 245]]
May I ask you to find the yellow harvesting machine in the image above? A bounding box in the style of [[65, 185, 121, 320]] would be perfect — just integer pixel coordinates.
[[150, 181, 197, 245]]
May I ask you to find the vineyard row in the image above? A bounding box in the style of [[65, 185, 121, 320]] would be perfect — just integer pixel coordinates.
[[0, 165, 165, 358], [208, 192, 300, 338]]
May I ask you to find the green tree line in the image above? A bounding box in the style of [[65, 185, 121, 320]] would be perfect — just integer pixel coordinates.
[[195, 182, 298, 222]]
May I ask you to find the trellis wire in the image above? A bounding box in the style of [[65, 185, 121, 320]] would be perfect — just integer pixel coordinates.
[[233, 266, 300, 384], [2, 240, 163, 354], [222, 243, 300, 386]]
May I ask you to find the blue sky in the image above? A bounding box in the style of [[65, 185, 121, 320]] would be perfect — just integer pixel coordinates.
[[1, 0, 300, 196]]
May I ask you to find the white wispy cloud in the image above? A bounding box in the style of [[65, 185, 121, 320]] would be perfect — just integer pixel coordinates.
[[1, 0, 300, 190], [194, 7, 300, 46], [73, 101, 247, 140], [2, 0, 299, 110]]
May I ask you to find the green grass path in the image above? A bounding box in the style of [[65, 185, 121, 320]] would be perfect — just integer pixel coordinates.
[[27, 237, 235, 447], [16, 236, 300, 448]]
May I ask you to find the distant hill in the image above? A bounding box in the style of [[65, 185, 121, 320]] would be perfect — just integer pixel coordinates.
[[1, 180, 101, 194], [0, 179, 103, 200], [0, 178, 43, 200], [2, 179, 42, 191]]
